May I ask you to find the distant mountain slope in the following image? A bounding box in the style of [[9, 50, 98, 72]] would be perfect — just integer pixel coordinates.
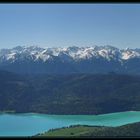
[[37, 122, 140, 137], [1, 71, 140, 114], [0, 45, 140, 74]]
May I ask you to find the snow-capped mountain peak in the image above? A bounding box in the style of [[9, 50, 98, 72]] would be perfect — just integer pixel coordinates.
[[0, 45, 140, 63]]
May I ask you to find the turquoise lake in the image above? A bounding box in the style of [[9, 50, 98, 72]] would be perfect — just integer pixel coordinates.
[[1, 111, 140, 137]]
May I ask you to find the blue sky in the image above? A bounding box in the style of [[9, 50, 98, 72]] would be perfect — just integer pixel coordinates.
[[0, 4, 140, 49]]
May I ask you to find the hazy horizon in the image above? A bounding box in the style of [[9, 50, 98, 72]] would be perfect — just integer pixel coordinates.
[[1, 44, 140, 50]]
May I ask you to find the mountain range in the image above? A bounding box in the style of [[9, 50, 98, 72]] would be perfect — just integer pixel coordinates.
[[0, 45, 140, 74]]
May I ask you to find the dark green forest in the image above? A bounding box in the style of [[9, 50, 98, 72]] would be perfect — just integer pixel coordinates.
[[0, 70, 140, 114]]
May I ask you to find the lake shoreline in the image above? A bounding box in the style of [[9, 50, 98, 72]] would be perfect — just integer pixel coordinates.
[[0, 111, 140, 136], [0, 110, 137, 116]]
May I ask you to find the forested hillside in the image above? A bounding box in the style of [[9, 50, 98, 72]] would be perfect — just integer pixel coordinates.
[[0, 71, 140, 114], [37, 122, 140, 137]]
